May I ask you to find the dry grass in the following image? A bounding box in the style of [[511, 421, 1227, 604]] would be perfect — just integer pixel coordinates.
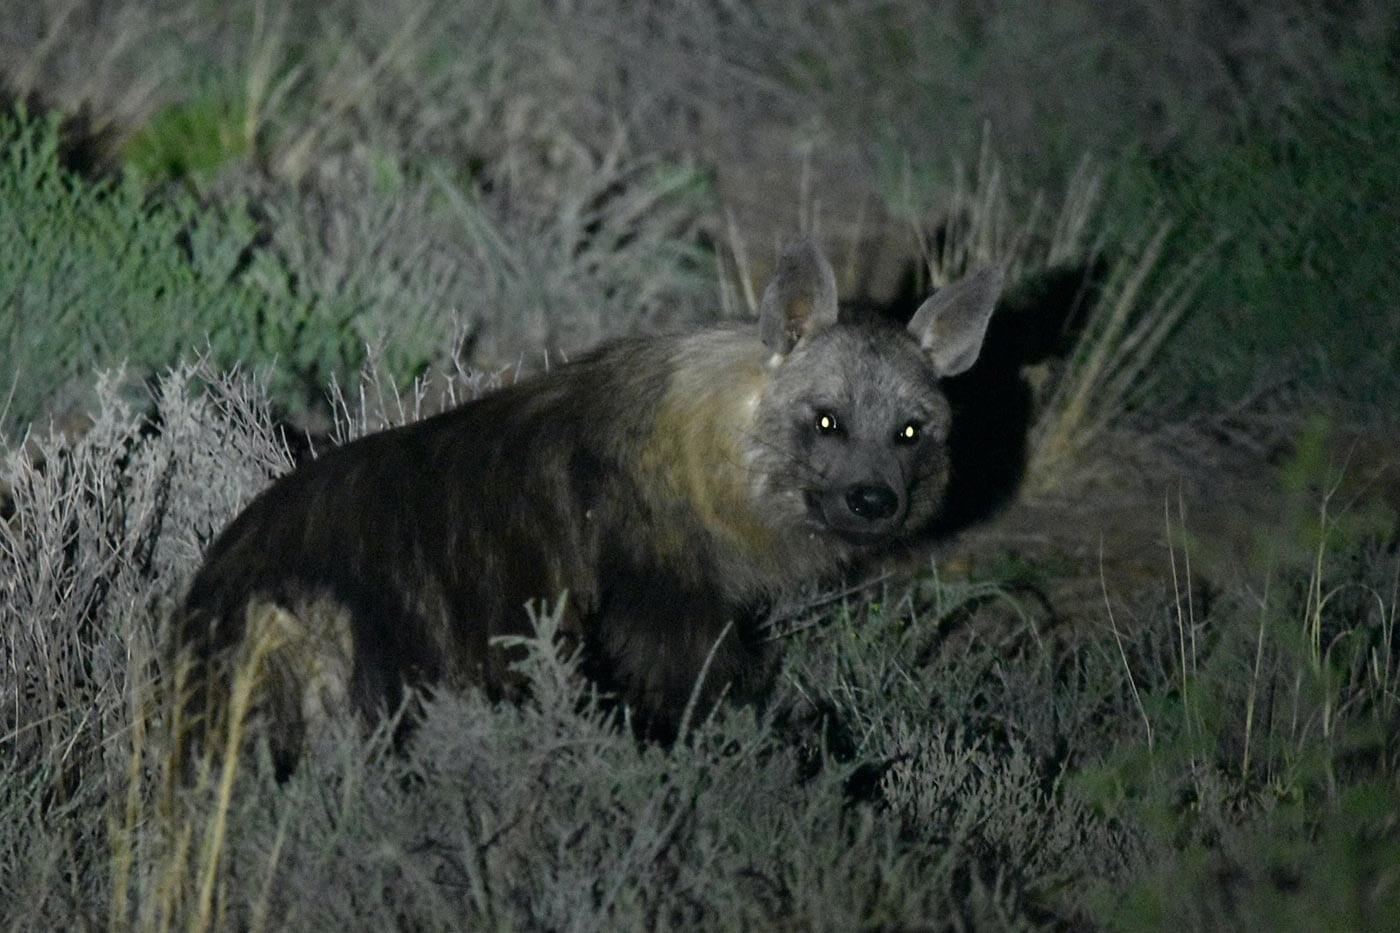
[[2, 1, 1397, 928], [1027, 220, 1213, 488]]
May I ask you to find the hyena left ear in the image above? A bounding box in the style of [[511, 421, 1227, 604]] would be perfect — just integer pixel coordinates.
[[908, 265, 1004, 377], [759, 237, 839, 355]]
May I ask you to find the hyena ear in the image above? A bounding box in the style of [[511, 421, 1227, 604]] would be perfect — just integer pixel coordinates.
[[907, 265, 1004, 377], [758, 237, 839, 355]]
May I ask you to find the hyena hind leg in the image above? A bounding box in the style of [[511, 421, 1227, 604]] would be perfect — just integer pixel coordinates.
[[182, 595, 357, 780]]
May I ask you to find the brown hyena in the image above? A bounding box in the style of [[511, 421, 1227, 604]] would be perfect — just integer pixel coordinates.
[[176, 237, 1002, 772]]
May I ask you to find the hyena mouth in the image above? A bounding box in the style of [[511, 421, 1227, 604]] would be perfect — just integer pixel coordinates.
[[831, 526, 899, 547]]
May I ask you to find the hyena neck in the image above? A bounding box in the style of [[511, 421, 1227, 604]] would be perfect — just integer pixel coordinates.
[[631, 330, 794, 592]]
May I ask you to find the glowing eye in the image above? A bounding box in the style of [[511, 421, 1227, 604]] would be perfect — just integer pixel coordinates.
[[897, 422, 920, 444], [815, 411, 839, 435]]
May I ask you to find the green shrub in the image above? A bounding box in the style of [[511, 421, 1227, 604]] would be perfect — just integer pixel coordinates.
[[0, 109, 322, 432], [123, 92, 248, 185], [2, 108, 717, 438]]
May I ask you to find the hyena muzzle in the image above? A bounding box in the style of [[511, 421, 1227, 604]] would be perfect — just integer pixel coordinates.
[[175, 236, 1002, 773]]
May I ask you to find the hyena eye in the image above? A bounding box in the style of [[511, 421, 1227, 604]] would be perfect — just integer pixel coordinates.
[[895, 422, 920, 445], [814, 411, 840, 436]]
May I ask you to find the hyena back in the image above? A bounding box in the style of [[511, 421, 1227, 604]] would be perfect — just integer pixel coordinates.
[[176, 238, 1002, 771]]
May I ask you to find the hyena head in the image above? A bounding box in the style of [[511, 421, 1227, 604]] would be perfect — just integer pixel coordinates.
[[747, 238, 1002, 552]]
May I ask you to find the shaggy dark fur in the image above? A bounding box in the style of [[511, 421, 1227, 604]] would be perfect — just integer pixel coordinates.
[[176, 238, 1002, 770]]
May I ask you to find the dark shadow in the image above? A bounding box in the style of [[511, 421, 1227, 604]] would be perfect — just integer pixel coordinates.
[[0, 83, 122, 180]]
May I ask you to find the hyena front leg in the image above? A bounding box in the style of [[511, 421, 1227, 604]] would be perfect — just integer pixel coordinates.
[[585, 575, 773, 742]]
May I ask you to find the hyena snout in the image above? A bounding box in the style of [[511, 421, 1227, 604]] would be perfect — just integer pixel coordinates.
[[844, 483, 899, 521], [811, 479, 908, 541]]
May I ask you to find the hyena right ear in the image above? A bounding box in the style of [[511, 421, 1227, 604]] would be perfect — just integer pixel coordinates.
[[759, 237, 839, 355], [907, 265, 1004, 377]]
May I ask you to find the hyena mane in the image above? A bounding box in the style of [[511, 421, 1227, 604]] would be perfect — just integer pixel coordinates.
[[175, 237, 1002, 772]]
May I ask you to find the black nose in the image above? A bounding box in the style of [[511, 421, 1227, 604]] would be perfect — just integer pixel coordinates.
[[845, 483, 899, 520]]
